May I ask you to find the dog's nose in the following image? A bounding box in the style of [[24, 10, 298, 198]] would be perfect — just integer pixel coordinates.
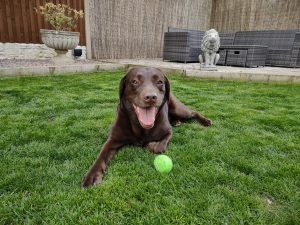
[[144, 93, 157, 103]]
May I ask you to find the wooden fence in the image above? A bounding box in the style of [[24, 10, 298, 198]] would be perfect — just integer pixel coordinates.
[[0, 0, 85, 45]]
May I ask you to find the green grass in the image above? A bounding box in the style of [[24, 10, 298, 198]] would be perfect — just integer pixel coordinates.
[[0, 70, 299, 225]]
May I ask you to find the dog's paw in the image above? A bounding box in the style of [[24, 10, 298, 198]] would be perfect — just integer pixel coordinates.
[[147, 142, 165, 154], [81, 170, 103, 188], [201, 118, 213, 127], [171, 120, 181, 127]]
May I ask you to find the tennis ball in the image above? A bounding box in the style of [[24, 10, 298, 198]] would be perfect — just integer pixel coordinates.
[[154, 155, 173, 173]]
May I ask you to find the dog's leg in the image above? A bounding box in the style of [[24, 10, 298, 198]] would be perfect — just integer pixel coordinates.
[[189, 111, 212, 126], [169, 95, 212, 127], [147, 131, 172, 154], [81, 139, 123, 188]]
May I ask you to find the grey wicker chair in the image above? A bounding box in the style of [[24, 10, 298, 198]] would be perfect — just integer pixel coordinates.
[[233, 29, 300, 67], [163, 28, 204, 63]]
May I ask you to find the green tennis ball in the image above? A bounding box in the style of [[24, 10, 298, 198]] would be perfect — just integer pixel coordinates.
[[154, 155, 173, 173]]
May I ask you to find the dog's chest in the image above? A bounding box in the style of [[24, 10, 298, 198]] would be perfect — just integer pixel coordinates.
[[131, 125, 169, 145]]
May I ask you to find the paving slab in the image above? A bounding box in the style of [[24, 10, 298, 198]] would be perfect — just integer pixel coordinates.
[[103, 59, 300, 83], [0, 62, 125, 77]]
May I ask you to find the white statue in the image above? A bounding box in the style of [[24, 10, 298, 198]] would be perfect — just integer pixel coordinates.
[[199, 29, 220, 69]]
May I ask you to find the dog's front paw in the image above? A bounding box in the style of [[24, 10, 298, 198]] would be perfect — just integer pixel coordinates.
[[81, 169, 103, 188], [147, 142, 165, 154]]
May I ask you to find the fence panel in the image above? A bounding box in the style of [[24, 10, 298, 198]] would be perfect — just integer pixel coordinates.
[[0, 0, 85, 45], [88, 0, 212, 59], [211, 0, 300, 32]]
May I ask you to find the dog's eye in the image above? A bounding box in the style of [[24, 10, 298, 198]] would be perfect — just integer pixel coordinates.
[[156, 80, 163, 85], [131, 80, 138, 85]]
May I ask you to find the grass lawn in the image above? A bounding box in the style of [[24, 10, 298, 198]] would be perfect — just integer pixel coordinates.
[[0, 70, 299, 225]]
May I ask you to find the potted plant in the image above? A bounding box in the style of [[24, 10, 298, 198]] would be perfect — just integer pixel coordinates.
[[35, 3, 84, 63]]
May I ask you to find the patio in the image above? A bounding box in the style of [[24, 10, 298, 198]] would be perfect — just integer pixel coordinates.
[[1, 58, 299, 83], [105, 59, 300, 83]]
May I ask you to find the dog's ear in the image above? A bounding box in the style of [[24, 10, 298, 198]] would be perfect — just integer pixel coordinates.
[[119, 74, 127, 99], [156, 68, 171, 101], [163, 73, 170, 101], [119, 67, 136, 99]]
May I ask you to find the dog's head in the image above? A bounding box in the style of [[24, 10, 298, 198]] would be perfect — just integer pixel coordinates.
[[119, 67, 170, 129]]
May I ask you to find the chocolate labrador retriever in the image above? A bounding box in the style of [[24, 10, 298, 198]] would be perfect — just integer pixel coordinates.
[[81, 67, 212, 187]]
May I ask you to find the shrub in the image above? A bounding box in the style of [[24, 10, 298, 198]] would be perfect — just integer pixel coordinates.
[[35, 3, 84, 31]]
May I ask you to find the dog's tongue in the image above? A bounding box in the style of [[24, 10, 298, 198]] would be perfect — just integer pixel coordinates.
[[136, 106, 156, 128]]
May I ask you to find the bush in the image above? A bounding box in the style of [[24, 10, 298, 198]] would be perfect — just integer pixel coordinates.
[[35, 3, 84, 31]]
